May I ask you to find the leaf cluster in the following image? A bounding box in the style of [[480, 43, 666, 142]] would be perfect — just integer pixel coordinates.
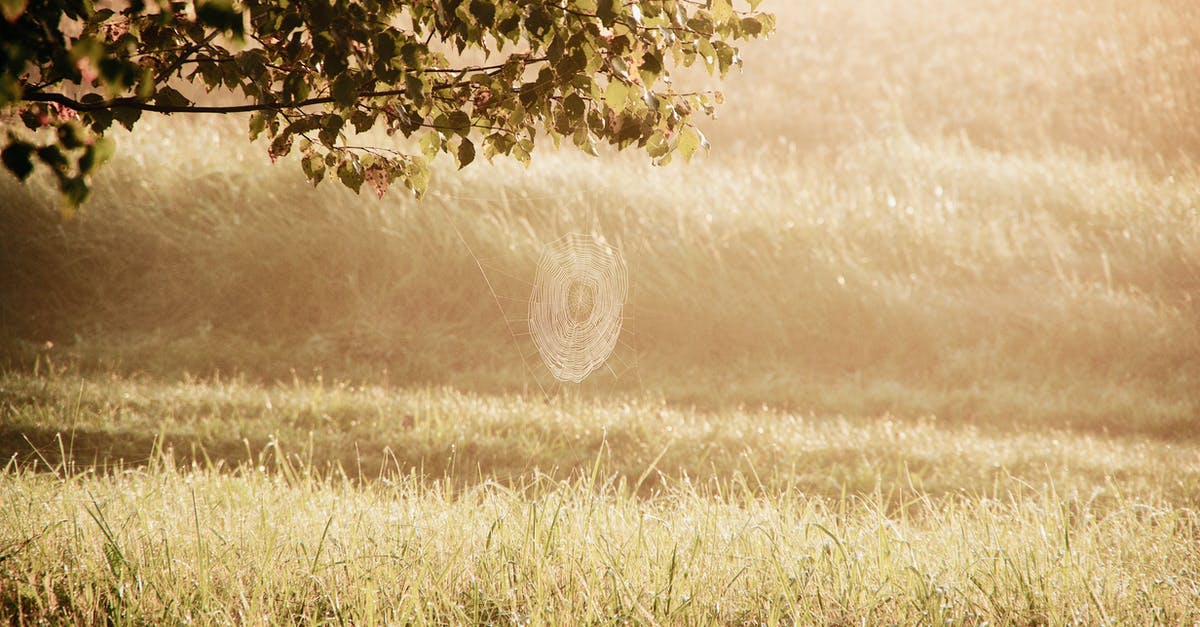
[[1, 0, 773, 206]]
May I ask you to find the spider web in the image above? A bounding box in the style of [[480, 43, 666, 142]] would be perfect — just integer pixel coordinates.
[[436, 195, 641, 395], [528, 233, 628, 383]]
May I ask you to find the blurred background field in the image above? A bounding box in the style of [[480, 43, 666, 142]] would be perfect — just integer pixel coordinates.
[[3, 0, 1198, 431], [3, 0, 1200, 622]]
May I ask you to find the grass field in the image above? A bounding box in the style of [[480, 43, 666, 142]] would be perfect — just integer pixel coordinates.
[[3, 0, 1200, 623], [3, 372, 1199, 623]]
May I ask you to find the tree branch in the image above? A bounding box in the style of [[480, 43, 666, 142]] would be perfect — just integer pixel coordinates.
[[155, 30, 222, 83], [24, 89, 413, 114]]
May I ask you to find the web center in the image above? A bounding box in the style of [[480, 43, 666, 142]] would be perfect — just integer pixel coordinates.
[[567, 281, 596, 323]]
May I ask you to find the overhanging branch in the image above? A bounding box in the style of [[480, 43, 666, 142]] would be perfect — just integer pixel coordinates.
[[25, 89, 411, 114]]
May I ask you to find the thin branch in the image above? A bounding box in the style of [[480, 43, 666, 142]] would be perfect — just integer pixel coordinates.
[[155, 30, 222, 83], [25, 89, 409, 114]]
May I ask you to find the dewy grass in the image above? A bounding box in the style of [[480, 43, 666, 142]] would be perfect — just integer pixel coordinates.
[[3, 370, 1199, 506], [1, 428, 1198, 624]]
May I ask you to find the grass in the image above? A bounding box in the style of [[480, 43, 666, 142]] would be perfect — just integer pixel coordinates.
[[3, 371, 1199, 624], [3, 124, 1197, 427], [2, 0, 1200, 622], [5, 371, 1199, 503]]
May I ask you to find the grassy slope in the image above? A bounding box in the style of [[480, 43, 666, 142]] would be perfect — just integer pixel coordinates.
[[2, 373, 1199, 623], [2, 0, 1200, 622], [2, 121, 1197, 428], [2, 0, 1198, 423]]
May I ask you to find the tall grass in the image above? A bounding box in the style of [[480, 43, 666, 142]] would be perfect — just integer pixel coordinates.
[[2, 435, 1198, 624], [4, 0, 1198, 418], [3, 118, 1197, 427], [5, 371, 1198, 501], [716, 0, 1200, 160]]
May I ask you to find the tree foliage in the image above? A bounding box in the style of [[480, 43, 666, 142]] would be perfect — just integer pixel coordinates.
[[0, 0, 774, 208]]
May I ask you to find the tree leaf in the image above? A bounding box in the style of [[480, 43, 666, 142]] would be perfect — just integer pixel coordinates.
[[61, 176, 90, 212], [331, 73, 358, 108], [0, 0, 28, 23], [113, 106, 141, 131], [1, 140, 35, 181], [456, 137, 475, 169], [248, 111, 268, 140], [337, 159, 364, 193], [154, 86, 190, 109], [1, 0, 774, 208], [446, 111, 471, 136], [711, 0, 733, 24], [563, 92, 585, 120], [604, 81, 629, 111], [91, 136, 116, 167], [677, 126, 707, 162], [469, 0, 495, 28]]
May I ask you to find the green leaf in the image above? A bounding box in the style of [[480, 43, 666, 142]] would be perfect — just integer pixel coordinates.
[[35, 145, 68, 171], [469, 0, 495, 27], [318, 114, 344, 147], [62, 176, 90, 211], [136, 67, 156, 100], [113, 106, 141, 131], [196, 0, 244, 39], [0, 0, 28, 22], [483, 132, 516, 159], [524, 6, 553, 38], [687, 15, 714, 37], [562, 92, 585, 120], [331, 74, 358, 108], [420, 131, 442, 160], [446, 111, 471, 136], [57, 123, 84, 149], [84, 108, 114, 133], [512, 143, 530, 167], [596, 0, 617, 27], [92, 136, 116, 167], [641, 89, 660, 111], [402, 155, 430, 197], [677, 126, 707, 162], [77, 144, 96, 174], [740, 16, 763, 36], [710, 0, 733, 24], [604, 81, 629, 111], [405, 74, 425, 105], [350, 109, 376, 134], [337, 159, 364, 193], [646, 131, 669, 158], [0, 72, 22, 106], [456, 137, 475, 169], [609, 56, 630, 80], [248, 111, 267, 141], [154, 86, 190, 109], [1, 140, 35, 181], [269, 133, 293, 161], [301, 152, 326, 186]]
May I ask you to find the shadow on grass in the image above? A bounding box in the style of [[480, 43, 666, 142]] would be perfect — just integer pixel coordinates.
[[5, 421, 1199, 512], [0, 424, 459, 485]]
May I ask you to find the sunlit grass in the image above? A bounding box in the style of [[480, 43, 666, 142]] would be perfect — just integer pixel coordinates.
[[2, 0, 1199, 622], [5, 371, 1198, 503], [3, 372, 1199, 624], [3, 119, 1197, 427]]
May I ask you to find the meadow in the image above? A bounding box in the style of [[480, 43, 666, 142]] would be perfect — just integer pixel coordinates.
[[2, 0, 1200, 623]]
